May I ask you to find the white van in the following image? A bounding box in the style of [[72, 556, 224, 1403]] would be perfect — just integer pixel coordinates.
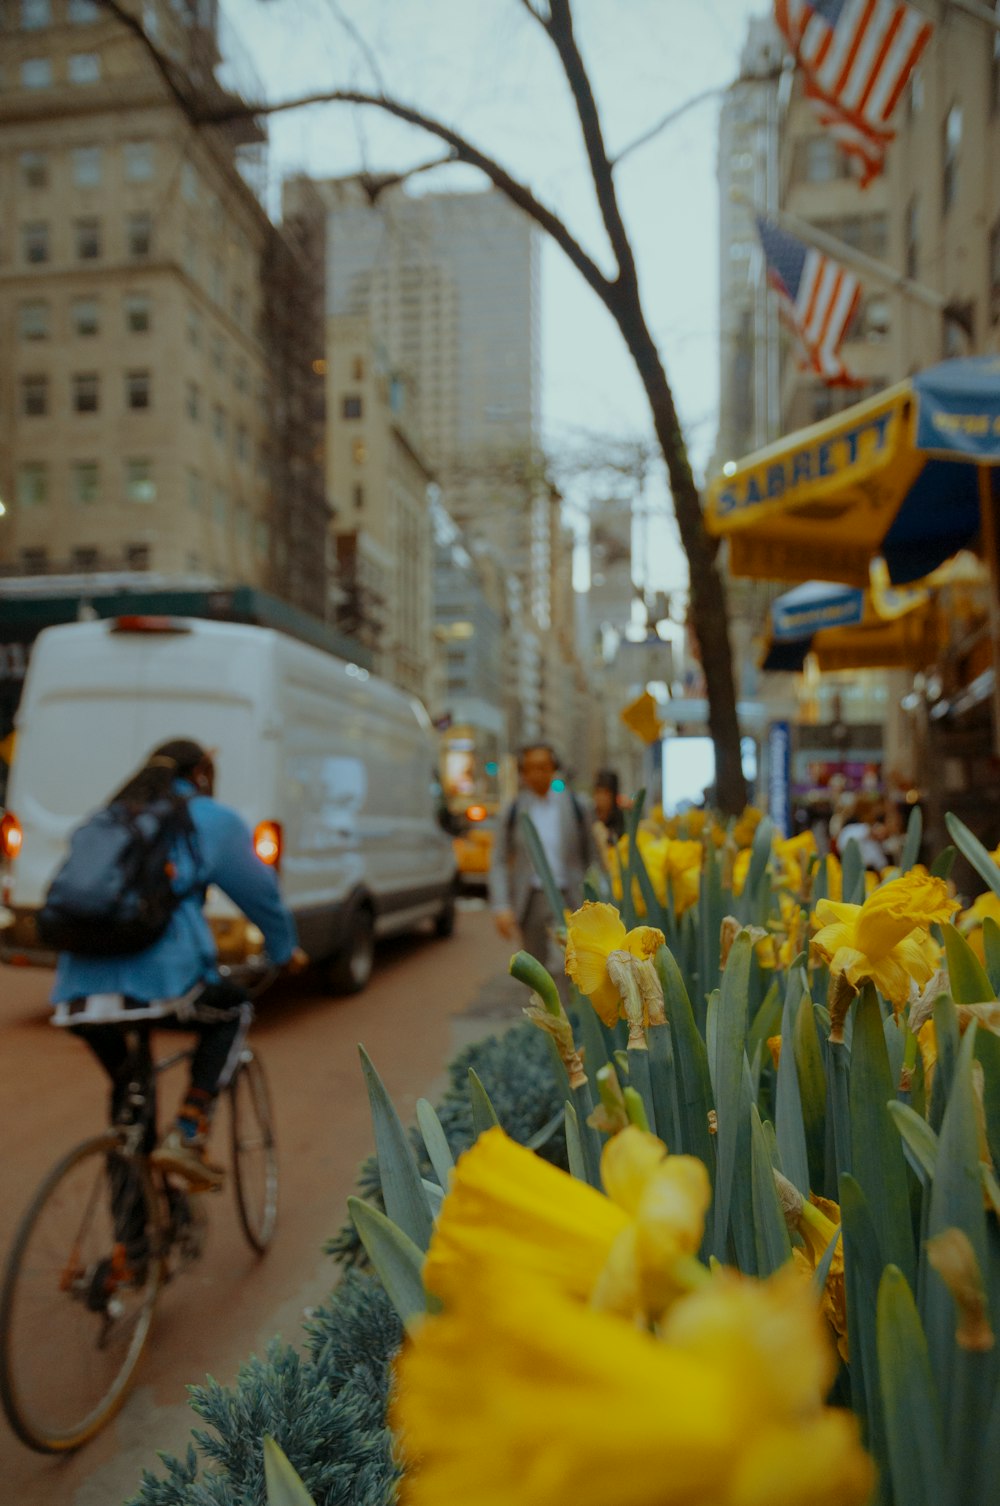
[[0, 616, 457, 992]]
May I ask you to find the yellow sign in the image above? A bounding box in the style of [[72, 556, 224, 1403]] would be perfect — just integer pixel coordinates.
[[0, 733, 15, 767], [620, 691, 664, 746]]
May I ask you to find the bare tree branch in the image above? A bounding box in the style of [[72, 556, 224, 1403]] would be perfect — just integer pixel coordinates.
[[612, 84, 727, 168], [198, 87, 618, 308], [324, 0, 388, 95], [97, 0, 198, 118], [543, 0, 637, 300], [357, 152, 460, 201]]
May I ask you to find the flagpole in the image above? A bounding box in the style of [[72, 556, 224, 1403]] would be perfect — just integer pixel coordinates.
[[729, 189, 946, 312]]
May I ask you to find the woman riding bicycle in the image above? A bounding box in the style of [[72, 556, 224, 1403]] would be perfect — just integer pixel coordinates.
[[52, 739, 304, 1193]]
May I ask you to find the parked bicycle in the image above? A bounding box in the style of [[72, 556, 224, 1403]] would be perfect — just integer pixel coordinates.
[[0, 964, 279, 1454]]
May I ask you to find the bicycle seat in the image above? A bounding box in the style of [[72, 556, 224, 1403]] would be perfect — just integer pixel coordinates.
[[52, 988, 202, 1028]]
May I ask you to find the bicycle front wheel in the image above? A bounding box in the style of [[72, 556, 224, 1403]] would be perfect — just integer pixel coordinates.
[[229, 1050, 278, 1252], [0, 1134, 163, 1453]]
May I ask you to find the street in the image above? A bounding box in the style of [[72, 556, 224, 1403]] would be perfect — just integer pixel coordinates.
[[0, 902, 520, 1506]]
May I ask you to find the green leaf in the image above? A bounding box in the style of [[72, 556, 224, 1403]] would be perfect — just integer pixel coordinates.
[[750, 1103, 792, 1275], [729, 1055, 758, 1274], [468, 1067, 500, 1137], [698, 838, 724, 1008], [747, 976, 782, 1064], [877, 1266, 946, 1506], [620, 788, 646, 930], [886, 1100, 939, 1184], [841, 836, 865, 904], [739, 816, 775, 927], [974, 1028, 1000, 1175], [983, 917, 1000, 996], [518, 811, 570, 928], [712, 932, 752, 1259], [347, 1197, 427, 1328], [263, 1436, 318, 1506], [929, 844, 956, 882], [359, 1045, 434, 1252], [563, 1099, 587, 1182], [794, 992, 827, 1193], [924, 1022, 989, 1394], [945, 812, 1000, 899], [656, 945, 715, 1177], [929, 995, 960, 1133], [812, 1227, 841, 1297], [775, 968, 810, 1195], [942, 922, 994, 1004], [849, 986, 915, 1283], [900, 804, 923, 873], [648, 1020, 682, 1152], [415, 1098, 454, 1190], [883, 1014, 905, 1096], [839, 1174, 885, 1460]]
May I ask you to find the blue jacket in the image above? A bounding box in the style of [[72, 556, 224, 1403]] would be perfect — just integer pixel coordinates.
[[52, 783, 297, 1004]]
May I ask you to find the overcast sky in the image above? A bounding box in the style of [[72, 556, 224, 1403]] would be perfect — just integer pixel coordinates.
[[233, 0, 768, 594]]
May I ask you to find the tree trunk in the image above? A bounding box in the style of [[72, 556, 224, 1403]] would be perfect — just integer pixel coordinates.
[[613, 296, 746, 815]]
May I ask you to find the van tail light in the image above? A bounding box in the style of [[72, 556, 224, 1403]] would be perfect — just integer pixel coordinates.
[[253, 820, 282, 868], [111, 616, 191, 634], [465, 804, 487, 822], [0, 812, 23, 861]]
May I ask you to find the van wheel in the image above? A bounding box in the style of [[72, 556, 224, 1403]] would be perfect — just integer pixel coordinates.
[[434, 885, 457, 939], [327, 908, 375, 995]]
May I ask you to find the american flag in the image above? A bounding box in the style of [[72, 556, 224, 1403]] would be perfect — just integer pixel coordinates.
[[774, 0, 933, 184], [756, 217, 862, 385]]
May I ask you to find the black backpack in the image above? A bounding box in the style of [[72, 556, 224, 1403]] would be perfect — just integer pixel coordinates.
[[38, 795, 199, 957]]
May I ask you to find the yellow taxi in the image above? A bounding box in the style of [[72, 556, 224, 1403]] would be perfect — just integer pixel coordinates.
[[452, 804, 496, 894]]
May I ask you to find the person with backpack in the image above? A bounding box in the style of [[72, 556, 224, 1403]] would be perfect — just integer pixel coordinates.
[[47, 739, 303, 1191], [489, 744, 597, 968]]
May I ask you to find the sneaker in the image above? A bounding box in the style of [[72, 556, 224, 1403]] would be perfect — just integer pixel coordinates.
[[150, 1129, 225, 1192]]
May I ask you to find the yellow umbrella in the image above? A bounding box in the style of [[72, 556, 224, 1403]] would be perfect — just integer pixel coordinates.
[[706, 358, 1000, 588]]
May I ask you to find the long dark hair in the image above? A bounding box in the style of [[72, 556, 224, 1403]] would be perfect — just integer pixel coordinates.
[[112, 739, 208, 810]]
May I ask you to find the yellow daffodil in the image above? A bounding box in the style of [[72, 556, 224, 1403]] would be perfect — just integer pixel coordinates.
[[424, 1125, 710, 1324], [565, 901, 664, 1027], [732, 805, 764, 850], [732, 847, 751, 896], [393, 1265, 873, 1506], [775, 1172, 848, 1362], [422, 1126, 629, 1305], [960, 890, 1000, 960], [774, 831, 816, 894], [681, 807, 708, 838], [811, 871, 958, 1010], [658, 837, 703, 916], [814, 853, 842, 905]]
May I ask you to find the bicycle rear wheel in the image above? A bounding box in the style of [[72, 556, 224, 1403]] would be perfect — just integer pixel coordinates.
[[229, 1050, 278, 1252], [0, 1133, 163, 1453]]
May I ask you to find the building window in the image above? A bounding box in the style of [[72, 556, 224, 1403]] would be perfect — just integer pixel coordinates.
[[20, 547, 49, 574], [802, 136, 842, 183], [211, 333, 227, 372], [74, 217, 101, 259], [862, 294, 890, 341], [908, 65, 924, 118], [71, 462, 100, 506], [342, 395, 363, 419], [71, 546, 100, 570], [19, 301, 49, 340], [73, 373, 99, 413], [124, 458, 155, 503], [127, 212, 152, 258], [124, 293, 151, 332], [187, 469, 203, 511], [126, 543, 151, 570], [72, 297, 99, 335], [233, 357, 249, 394], [352, 439, 367, 464], [16, 463, 48, 509], [232, 287, 246, 325], [124, 140, 154, 182], [126, 370, 151, 410], [19, 150, 48, 187], [21, 375, 48, 416], [235, 424, 249, 462], [72, 145, 102, 187], [21, 58, 53, 88], [213, 485, 228, 525], [181, 161, 199, 203], [68, 52, 101, 84], [943, 103, 962, 214], [68, 0, 100, 19], [351, 355, 365, 381], [905, 194, 919, 281], [186, 382, 200, 421], [353, 484, 364, 510], [212, 404, 227, 443], [21, 0, 51, 27], [22, 221, 49, 263]]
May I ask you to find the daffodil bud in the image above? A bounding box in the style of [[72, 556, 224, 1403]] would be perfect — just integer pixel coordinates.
[[587, 1062, 628, 1136], [926, 1228, 994, 1352]]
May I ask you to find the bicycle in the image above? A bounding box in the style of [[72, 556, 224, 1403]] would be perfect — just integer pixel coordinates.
[[0, 964, 279, 1454]]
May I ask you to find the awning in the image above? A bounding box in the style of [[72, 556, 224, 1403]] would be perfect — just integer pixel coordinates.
[[706, 357, 1000, 587]]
